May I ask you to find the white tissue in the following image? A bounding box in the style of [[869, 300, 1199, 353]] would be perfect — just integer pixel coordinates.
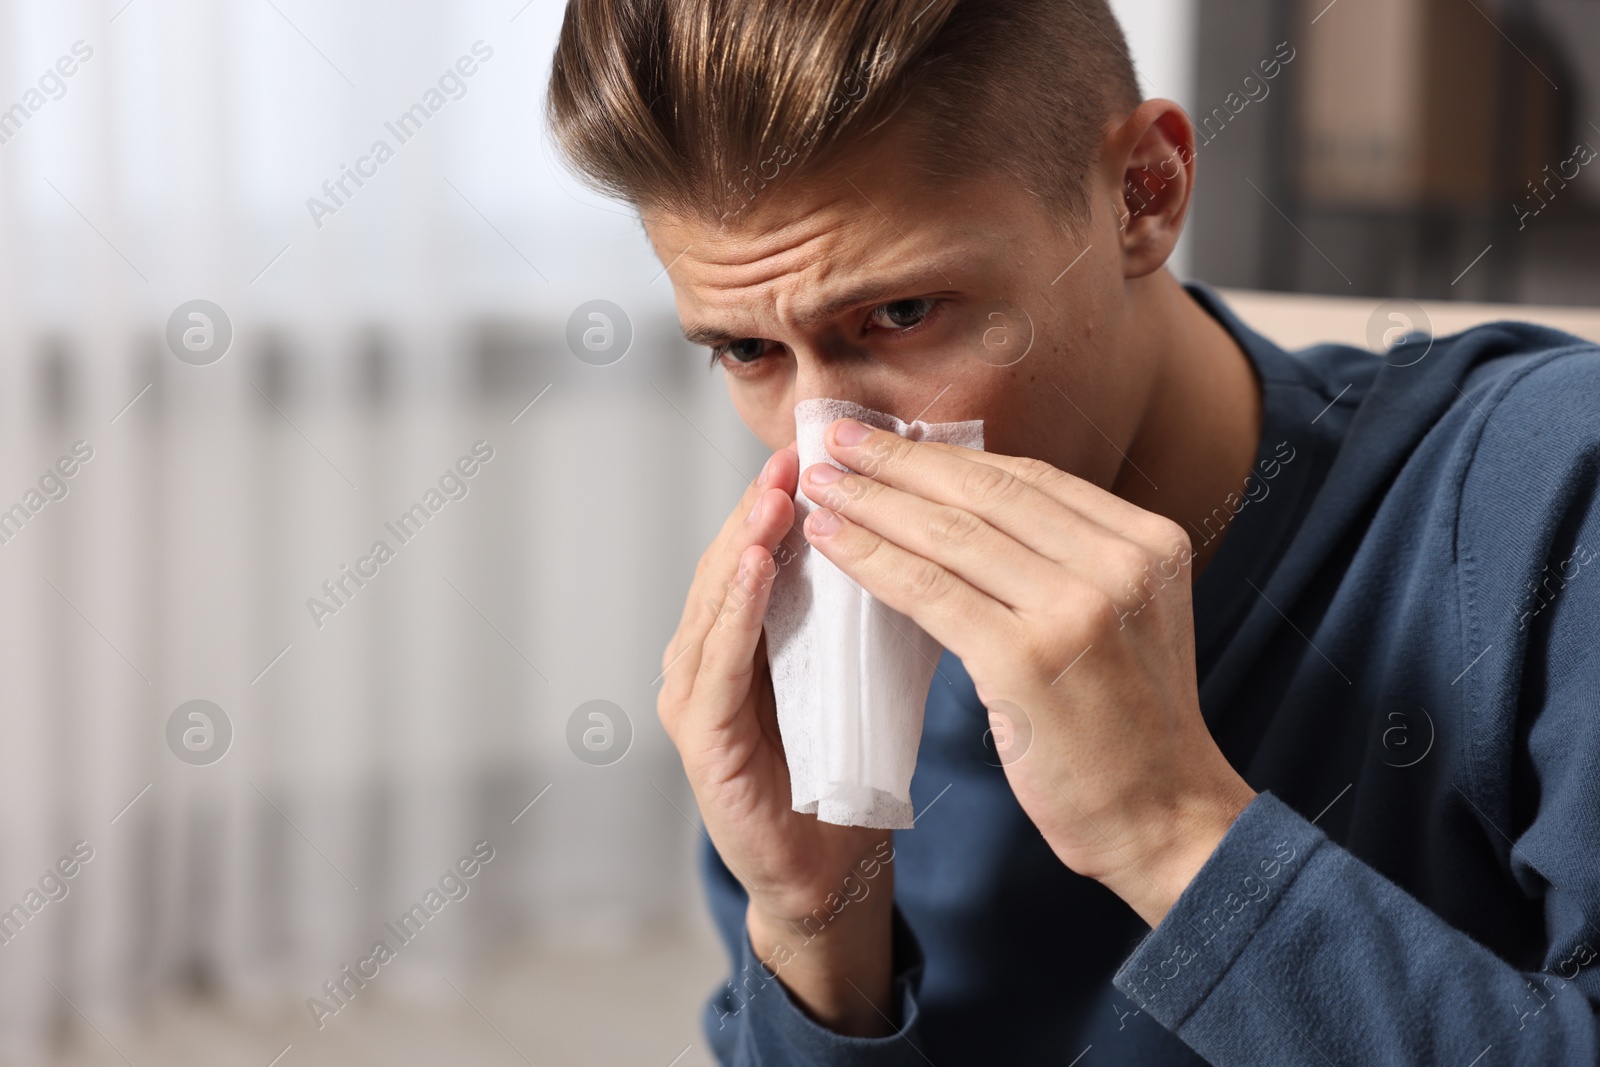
[[764, 398, 985, 829]]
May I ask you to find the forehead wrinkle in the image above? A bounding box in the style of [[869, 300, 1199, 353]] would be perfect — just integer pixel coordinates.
[[676, 223, 865, 343], [686, 207, 856, 286], [681, 234, 976, 346], [667, 191, 971, 344], [656, 178, 906, 278]]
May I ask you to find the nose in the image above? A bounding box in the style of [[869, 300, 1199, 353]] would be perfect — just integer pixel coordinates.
[[790, 350, 857, 409], [787, 346, 900, 421]]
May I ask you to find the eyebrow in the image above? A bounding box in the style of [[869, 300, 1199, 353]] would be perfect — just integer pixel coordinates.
[[681, 272, 950, 347]]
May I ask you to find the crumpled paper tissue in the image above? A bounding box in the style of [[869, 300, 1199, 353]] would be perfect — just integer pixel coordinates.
[[764, 398, 985, 828]]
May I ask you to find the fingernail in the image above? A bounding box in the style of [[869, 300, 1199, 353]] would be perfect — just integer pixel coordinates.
[[833, 419, 871, 446], [806, 464, 845, 485], [737, 556, 748, 583], [747, 493, 765, 525], [757, 453, 778, 487], [809, 508, 841, 536]]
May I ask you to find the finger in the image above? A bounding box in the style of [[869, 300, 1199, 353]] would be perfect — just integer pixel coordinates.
[[825, 421, 1183, 565], [951, 447, 1194, 595], [824, 422, 1118, 568], [689, 542, 781, 735], [802, 503, 1016, 671], [801, 462, 1057, 612], [664, 446, 793, 660], [662, 484, 792, 711], [661, 447, 798, 693], [915, 446, 1197, 613], [914, 440, 1168, 544]]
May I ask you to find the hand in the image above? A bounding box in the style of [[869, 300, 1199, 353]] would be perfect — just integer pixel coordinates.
[[799, 418, 1258, 927], [657, 443, 897, 1035]]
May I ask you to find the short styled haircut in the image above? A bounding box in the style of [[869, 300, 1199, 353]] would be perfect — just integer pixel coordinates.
[[546, 0, 1142, 227]]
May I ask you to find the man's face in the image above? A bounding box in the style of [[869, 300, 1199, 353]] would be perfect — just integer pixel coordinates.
[[643, 126, 1159, 490]]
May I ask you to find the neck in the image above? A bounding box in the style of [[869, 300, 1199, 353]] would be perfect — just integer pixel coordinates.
[[1116, 272, 1264, 578]]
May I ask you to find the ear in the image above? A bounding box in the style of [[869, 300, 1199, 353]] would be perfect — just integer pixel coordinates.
[[1102, 100, 1196, 280]]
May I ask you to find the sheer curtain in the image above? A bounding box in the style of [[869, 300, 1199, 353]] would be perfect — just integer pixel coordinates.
[[0, 1, 759, 1062]]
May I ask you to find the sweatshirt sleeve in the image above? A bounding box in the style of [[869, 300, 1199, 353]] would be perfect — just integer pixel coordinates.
[[1111, 790, 1600, 1065], [698, 836, 930, 1067], [1110, 347, 1600, 1066]]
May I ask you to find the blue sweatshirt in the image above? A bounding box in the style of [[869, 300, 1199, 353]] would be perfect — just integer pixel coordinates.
[[698, 284, 1600, 1066]]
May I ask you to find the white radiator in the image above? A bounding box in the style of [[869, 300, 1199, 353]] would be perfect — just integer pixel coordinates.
[[0, 1, 761, 1061]]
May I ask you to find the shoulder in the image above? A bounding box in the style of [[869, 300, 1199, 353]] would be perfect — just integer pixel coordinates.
[[1445, 326, 1600, 681], [1450, 321, 1600, 408], [1341, 321, 1600, 542], [1441, 329, 1600, 800], [1386, 324, 1600, 657], [1452, 326, 1600, 493], [1480, 328, 1600, 382]]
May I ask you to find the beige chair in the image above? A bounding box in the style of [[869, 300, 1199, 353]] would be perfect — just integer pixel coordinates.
[[1219, 289, 1600, 351]]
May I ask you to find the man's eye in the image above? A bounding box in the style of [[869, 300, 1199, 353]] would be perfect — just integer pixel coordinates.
[[867, 298, 936, 331], [716, 338, 772, 364]]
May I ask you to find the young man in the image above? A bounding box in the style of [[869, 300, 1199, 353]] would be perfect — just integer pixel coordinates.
[[548, 1, 1600, 1063]]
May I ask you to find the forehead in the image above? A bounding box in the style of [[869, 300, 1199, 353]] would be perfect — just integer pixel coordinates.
[[647, 183, 893, 297], [642, 161, 1043, 340]]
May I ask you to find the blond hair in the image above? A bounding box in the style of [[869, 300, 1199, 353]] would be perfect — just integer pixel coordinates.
[[546, 0, 1142, 226]]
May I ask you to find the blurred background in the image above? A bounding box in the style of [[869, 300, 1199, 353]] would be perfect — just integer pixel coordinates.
[[1188, 0, 1600, 303], [0, 1, 1594, 1065]]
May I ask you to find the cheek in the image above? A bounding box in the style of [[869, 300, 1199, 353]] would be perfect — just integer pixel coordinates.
[[960, 332, 1094, 471], [956, 380, 1034, 458], [727, 375, 797, 451]]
